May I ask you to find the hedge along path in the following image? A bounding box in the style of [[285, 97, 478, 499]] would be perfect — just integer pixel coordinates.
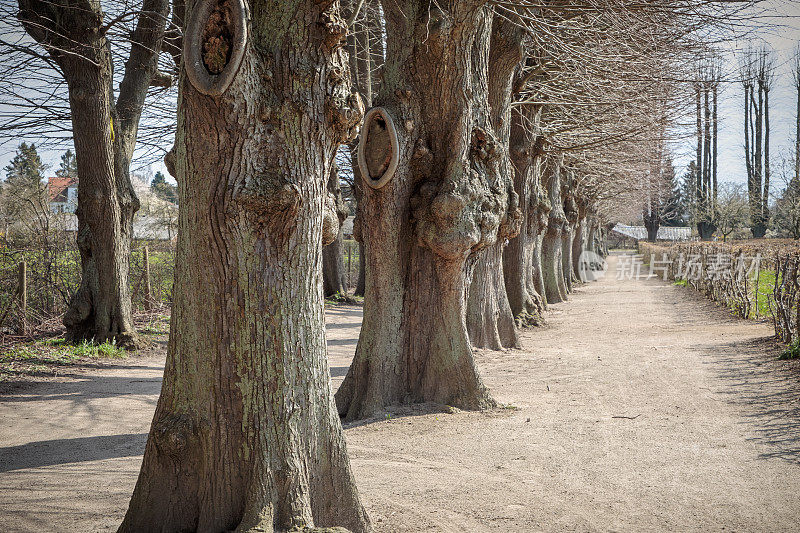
[[640, 239, 800, 348]]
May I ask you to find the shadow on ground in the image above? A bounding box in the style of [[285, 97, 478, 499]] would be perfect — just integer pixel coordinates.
[[0, 433, 147, 472], [698, 336, 800, 464]]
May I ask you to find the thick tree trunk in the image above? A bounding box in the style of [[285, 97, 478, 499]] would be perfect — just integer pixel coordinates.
[[560, 172, 577, 293], [19, 0, 169, 348], [644, 220, 659, 242], [119, 2, 369, 531], [571, 217, 586, 281], [541, 223, 564, 304], [466, 16, 524, 350], [532, 232, 547, 303], [697, 220, 715, 240], [62, 63, 140, 347], [323, 164, 348, 297], [467, 245, 518, 349], [503, 102, 547, 325], [336, 1, 517, 421], [561, 226, 574, 293], [355, 242, 366, 296], [541, 157, 567, 304], [323, 234, 347, 297], [600, 226, 610, 257]]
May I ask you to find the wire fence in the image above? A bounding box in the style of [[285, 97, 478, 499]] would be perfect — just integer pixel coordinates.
[[0, 232, 175, 336], [1, 232, 363, 336]]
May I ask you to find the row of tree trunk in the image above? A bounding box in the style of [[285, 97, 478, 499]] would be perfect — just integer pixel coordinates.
[[19, 0, 608, 530], [335, 4, 608, 421]]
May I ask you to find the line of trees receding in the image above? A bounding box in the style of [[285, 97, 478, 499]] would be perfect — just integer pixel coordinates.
[[0, 0, 791, 530], [641, 43, 800, 243]]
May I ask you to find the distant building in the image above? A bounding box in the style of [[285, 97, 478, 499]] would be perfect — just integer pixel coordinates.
[[48, 177, 78, 213], [611, 224, 692, 243]]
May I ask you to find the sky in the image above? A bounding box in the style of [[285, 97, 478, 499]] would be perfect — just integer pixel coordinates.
[[671, 0, 800, 198], [1, 1, 800, 193]]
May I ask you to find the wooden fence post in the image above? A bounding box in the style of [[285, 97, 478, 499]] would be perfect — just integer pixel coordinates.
[[753, 258, 761, 318], [17, 260, 26, 335], [144, 246, 153, 311], [347, 243, 352, 290]]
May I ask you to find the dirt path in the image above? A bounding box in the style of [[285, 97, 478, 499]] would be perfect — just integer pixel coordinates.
[[1, 254, 799, 532]]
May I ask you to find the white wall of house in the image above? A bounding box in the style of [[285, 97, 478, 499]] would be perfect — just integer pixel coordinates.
[[50, 185, 78, 214]]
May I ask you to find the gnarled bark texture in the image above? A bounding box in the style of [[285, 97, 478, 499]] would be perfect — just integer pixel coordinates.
[[560, 168, 578, 293], [503, 102, 548, 324], [466, 16, 524, 350], [541, 156, 568, 304], [571, 198, 588, 281], [119, 2, 369, 531], [19, 0, 169, 348], [336, 1, 517, 422], [323, 163, 349, 297]]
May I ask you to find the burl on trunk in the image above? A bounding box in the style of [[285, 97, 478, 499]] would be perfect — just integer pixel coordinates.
[[336, 1, 519, 422]]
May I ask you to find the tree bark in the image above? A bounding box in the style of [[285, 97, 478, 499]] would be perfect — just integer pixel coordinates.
[[644, 212, 660, 242], [466, 16, 524, 350], [571, 215, 586, 281], [467, 245, 518, 350], [504, 104, 547, 325], [541, 156, 567, 304], [336, 1, 517, 421], [532, 232, 547, 303], [19, 0, 169, 348], [560, 169, 578, 293], [119, 2, 369, 531], [323, 164, 349, 298]]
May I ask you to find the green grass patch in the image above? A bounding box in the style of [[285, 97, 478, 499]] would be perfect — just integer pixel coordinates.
[[325, 292, 363, 306], [673, 278, 688, 287], [779, 339, 800, 360], [0, 338, 127, 380], [751, 269, 777, 318], [139, 314, 171, 336]]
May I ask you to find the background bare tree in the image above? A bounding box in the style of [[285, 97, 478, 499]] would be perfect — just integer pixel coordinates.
[[11, 0, 173, 347], [740, 46, 775, 238]]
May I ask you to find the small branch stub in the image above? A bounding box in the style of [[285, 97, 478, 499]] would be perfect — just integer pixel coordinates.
[[357, 107, 400, 190], [184, 0, 248, 96]]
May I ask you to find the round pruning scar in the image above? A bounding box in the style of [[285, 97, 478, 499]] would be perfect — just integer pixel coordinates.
[[184, 0, 248, 96], [357, 107, 400, 190]]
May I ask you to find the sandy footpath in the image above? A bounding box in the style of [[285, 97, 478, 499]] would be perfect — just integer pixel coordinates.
[[1, 254, 799, 532]]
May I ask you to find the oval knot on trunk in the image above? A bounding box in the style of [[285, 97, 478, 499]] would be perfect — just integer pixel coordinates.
[[184, 0, 248, 96], [357, 107, 400, 190]]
